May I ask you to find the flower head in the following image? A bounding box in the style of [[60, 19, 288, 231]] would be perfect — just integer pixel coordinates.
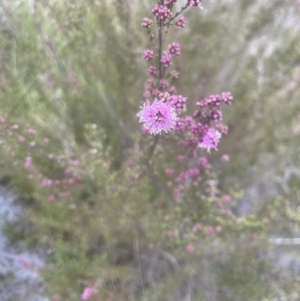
[[175, 16, 185, 28], [169, 94, 187, 113], [161, 51, 172, 67], [152, 5, 172, 21], [188, 0, 203, 8], [199, 128, 221, 152], [193, 223, 202, 232], [24, 156, 33, 169], [147, 66, 157, 75], [165, 168, 174, 176], [137, 100, 177, 135], [81, 286, 97, 300], [141, 18, 153, 29], [186, 244, 195, 253], [168, 42, 181, 56], [26, 128, 37, 135], [143, 49, 154, 61]]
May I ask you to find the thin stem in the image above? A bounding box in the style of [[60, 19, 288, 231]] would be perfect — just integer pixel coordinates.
[[157, 11, 164, 80], [158, 26, 163, 79], [146, 135, 160, 167], [164, 2, 190, 26]]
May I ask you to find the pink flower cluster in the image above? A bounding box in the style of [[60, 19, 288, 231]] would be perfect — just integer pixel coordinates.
[[175, 16, 185, 28], [159, 79, 169, 89], [141, 18, 153, 29], [24, 156, 33, 169], [188, 0, 203, 8], [143, 49, 154, 61], [161, 50, 172, 67], [152, 5, 172, 21], [168, 42, 181, 56], [199, 128, 221, 152], [174, 92, 233, 149], [164, 0, 177, 7], [147, 66, 157, 75], [0, 119, 85, 207], [186, 244, 194, 253], [176, 167, 200, 183], [199, 157, 211, 169], [81, 286, 97, 300], [169, 94, 187, 113]]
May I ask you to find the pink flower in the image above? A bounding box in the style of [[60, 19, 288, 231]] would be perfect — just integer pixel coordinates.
[[168, 229, 178, 237], [168, 42, 180, 56], [176, 155, 185, 162], [165, 169, 174, 176], [18, 136, 26, 143], [221, 154, 230, 162], [0, 140, 3, 146], [141, 18, 153, 29], [169, 94, 187, 113], [198, 157, 211, 169], [152, 89, 160, 96], [30, 141, 36, 147], [216, 124, 228, 135], [164, 0, 176, 6], [137, 99, 177, 135], [43, 138, 49, 144], [152, 5, 171, 21], [159, 79, 169, 89], [26, 128, 36, 135], [215, 226, 222, 233], [24, 156, 33, 169], [221, 92, 233, 105], [187, 167, 200, 177], [11, 124, 18, 130], [186, 244, 194, 253], [0, 116, 5, 123], [42, 178, 53, 186], [193, 223, 202, 232], [147, 66, 157, 75], [199, 128, 221, 152], [223, 195, 231, 203], [188, 0, 203, 8], [170, 70, 179, 79], [72, 160, 80, 166], [81, 286, 97, 300], [161, 51, 172, 67], [48, 195, 55, 202], [173, 188, 180, 200], [175, 16, 185, 28], [143, 49, 154, 61], [206, 226, 215, 235]]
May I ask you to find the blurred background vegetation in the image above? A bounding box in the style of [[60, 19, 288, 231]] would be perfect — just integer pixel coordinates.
[[0, 0, 300, 300]]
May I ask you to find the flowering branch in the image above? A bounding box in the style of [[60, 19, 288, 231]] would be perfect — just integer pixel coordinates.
[[137, 0, 234, 206]]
